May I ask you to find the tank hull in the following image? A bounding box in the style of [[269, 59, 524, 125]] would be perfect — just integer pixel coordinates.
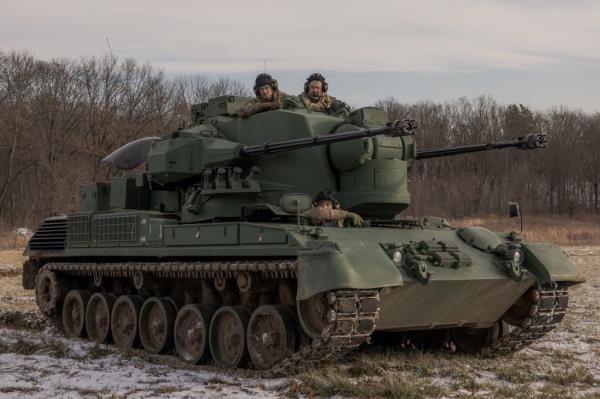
[[23, 213, 582, 373]]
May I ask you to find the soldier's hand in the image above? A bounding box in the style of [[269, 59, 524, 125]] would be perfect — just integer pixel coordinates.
[[346, 212, 364, 227], [331, 99, 348, 111], [283, 95, 303, 109], [268, 102, 281, 110]]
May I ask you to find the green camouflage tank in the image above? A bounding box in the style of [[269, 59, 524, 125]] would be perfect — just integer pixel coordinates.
[[22, 95, 583, 374]]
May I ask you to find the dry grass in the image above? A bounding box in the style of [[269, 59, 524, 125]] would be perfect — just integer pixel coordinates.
[[0, 273, 36, 311], [0, 249, 35, 311], [450, 214, 600, 245], [0, 250, 26, 269], [0, 233, 28, 250]]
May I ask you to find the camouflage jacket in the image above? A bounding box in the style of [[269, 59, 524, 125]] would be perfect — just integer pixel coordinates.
[[301, 207, 364, 227], [238, 90, 287, 118], [299, 93, 336, 113], [299, 93, 350, 114]]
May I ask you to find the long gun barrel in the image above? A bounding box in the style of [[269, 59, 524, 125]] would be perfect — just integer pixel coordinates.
[[239, 119, 416, 157], [416, 133, 547, 160]]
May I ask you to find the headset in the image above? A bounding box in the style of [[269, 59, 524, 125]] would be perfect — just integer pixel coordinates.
[[304, 73, 328, 94], [253, 73, 278, 97]]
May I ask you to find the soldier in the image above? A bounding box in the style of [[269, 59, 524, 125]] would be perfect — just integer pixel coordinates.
[[302, 190, 363, 227], [299, 73, 349, 114], [238, 73, 287, 118]]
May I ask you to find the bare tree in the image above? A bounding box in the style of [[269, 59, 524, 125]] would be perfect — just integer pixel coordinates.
[[0, 51, 38, 221]]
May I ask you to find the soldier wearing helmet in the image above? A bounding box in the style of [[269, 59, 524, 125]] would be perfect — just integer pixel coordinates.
[[238, 73, 288, 118], [299, 73, 349, 114], [302, 189, 364, 227]]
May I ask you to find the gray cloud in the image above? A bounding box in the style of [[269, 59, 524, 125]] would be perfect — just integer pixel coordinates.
[[1, 0, 598, 109]]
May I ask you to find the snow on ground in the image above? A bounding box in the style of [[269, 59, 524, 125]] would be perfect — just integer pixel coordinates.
[[0, 327, 285, 398]]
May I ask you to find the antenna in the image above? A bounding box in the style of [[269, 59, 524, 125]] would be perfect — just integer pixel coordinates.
[[263, 60, 267, 73], [106, 38, 115, 60]]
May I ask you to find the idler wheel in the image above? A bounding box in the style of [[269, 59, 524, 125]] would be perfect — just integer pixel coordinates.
[[247, 305, 297, 370], [297, 293, 330, 338], [35, 269, 64, 315], [139, 297, 176, 354], [62, 290, 91, 338], [85, 293, 116, 344], [209, 306, 251, 368], [503, 286, 540, 327], [111, 295, 144, 349], [174, 304, 215, 364]]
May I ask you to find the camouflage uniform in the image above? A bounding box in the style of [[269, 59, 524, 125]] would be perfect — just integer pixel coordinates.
[[299, 93, 347, 113], [238, 90, 287, 119], [301, 207, 364, 227]]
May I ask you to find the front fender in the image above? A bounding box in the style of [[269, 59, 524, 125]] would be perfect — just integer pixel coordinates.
[[522, 242, 585, 285], [296, 240, 404, 300]]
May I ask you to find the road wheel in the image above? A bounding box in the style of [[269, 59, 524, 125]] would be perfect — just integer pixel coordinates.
[[247, 305, 297, 370], [174, 304, 215, 364], [35, 269, 64, 315], [209, 306, 251, 368], [297, 293, 329, 338], [86, 293, 116, 344], [111, 295, 143, 349], [62, 290, 91, 338], [139, 297, 176, 354]]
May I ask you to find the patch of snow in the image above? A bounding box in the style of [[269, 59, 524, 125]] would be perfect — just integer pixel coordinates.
[[0, 328, 286, 399], [13, 228, 32, 238]]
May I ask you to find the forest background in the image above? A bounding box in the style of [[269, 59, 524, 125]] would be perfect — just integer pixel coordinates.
[[1, 51, 599, 231]]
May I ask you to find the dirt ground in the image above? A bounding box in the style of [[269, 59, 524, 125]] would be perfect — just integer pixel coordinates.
[[0, 247, 599, 398]]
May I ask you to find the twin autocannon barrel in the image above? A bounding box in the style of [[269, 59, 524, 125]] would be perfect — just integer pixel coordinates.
[[415, 133, 548, 160], [239, 118, 548, 160], [239, 119, 417, 157]]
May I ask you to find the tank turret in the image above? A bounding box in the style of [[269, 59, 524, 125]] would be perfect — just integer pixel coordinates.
[[98, 95, 546, 220]]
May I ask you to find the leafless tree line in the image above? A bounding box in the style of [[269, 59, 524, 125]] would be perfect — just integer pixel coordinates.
[[1, 50, 599, 229], [0, 50, 248, 228], [376, 96, 600, 217]]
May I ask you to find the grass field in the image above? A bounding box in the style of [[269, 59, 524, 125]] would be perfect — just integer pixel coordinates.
[[1, 223, 599, 398]]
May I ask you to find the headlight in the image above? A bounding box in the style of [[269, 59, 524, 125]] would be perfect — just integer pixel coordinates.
[[392, 249, 404, 265], [512, 249, 524, 265]]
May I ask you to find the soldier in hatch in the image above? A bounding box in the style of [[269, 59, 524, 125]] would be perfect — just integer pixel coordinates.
[[299, 73, 349, 114], [302, 190, 363, 227], [238, 73, 287, 118]]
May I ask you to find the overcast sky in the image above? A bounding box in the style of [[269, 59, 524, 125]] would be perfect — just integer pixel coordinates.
[[1, 0, 599, 111]]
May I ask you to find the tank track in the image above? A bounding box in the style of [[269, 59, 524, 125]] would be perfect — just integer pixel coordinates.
[[267, 289, 380, 377], [43, 260, 298, 280], [39, 260, 380, 375], [489, 282, 569, 354]]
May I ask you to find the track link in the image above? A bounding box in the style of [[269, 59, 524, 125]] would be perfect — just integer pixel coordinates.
[[489, 282, 569, 354]]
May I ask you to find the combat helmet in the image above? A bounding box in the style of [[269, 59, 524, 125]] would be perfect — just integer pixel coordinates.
[[304, 73, 328, 95], [253, 73, 278, 96], [314, 189, 339, 207]]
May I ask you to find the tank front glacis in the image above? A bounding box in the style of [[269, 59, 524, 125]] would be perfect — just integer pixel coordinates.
[[22, 94, 582, 373]]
